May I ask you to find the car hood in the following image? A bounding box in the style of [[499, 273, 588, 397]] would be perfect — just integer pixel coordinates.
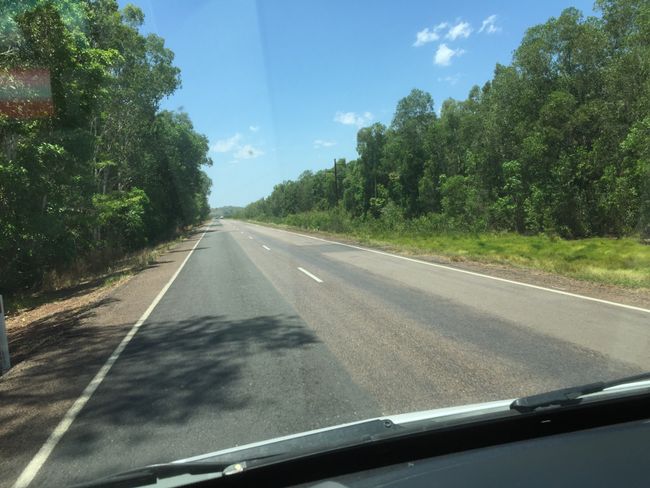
[[172, 398, 514, 467], [173, 377, 650, 468], [82, 379, 650, 487]]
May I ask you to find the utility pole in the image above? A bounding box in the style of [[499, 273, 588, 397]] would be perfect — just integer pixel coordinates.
[[333, 158, 339, 203], [0, 295, 10, 375]]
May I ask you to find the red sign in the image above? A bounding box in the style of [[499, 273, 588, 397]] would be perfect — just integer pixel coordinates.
[[0, 68, 53, 118]]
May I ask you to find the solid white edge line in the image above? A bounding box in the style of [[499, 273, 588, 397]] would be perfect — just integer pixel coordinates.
[[244, 222, 650, 314], [12, 228, 210, 488], [297, 267, 323, 283], [262, 245, 271, 251]]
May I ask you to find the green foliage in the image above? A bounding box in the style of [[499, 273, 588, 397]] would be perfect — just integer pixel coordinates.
[[621, 116, 650, 240], [440, 175, 484, 231], [241, 0, 648, 246], [0, 1, 211, 294], [285, 207, 353, 234], [92, 188, 148, 250]]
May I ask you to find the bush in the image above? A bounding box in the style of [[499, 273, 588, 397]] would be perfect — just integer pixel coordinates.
[[284, 208, 353, 233], [92, 188, 149, 251]]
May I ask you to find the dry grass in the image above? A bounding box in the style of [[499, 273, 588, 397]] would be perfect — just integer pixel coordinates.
[[4, 229, 194, 317]]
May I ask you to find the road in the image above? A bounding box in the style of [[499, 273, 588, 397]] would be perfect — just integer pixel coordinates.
[[12, 219, 650, 487]]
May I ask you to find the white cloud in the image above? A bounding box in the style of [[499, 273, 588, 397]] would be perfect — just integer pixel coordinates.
[[211, 133, 242, 153], [211, 131, 264, 162], [249, 125, 260, 132], [479, 15, 501, 34], [413, 22, 448, 47], [334, 111, 373, 127], [234, 144, 264, 160], [413, 28, 439, 47], [313, 139, 337, 149], [437, 73, 461, 85], [434, 44, 465, 66], [445, 21, 472, 41]]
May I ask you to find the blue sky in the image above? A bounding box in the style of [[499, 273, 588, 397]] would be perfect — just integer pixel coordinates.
[[119, 0, 596, 207]]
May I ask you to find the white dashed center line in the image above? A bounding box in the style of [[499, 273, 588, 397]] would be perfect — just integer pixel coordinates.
[[297, 267, 323, 283]]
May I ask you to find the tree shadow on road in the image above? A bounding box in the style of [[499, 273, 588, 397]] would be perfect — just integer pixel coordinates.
[[164, 247, 208, 254], [74, 314, 320, 425], [7, 297, 119, 367], [188, 227, 219, 236], [0, 313, 321, 478]]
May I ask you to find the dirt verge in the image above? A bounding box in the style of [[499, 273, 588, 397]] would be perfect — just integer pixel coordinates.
[[0, 225, 209, 487], [2, 226, 206, 370]]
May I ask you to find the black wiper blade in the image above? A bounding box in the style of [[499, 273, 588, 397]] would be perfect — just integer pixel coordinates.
[[75, 418, 395, 488], [510, 372, 650, 413], [72, 461, 236, 488]]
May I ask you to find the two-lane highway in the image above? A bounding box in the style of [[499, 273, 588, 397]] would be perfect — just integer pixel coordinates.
[[226, 220, 648, 411], [16, 219, 650, 487]]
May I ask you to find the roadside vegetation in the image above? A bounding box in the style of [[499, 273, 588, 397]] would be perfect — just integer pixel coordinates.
[[238, 1, 650, 288], [250, 211, 650, 289], [3, 225, 200, 317], [0, 2, 212, 298]]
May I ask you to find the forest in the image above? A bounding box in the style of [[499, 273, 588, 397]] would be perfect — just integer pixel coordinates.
[[0, 1, 212, 295], [239, 1, 650, 244]]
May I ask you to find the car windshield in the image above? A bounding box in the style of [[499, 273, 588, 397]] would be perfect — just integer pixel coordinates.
[[1, 0, 649, 487]]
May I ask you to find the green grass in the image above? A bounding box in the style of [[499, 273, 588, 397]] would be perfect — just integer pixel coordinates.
[[248, 214, 650, 289], [368, 233, 650, 288]]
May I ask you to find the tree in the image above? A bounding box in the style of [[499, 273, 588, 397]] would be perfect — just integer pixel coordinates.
[[385, 89, 436, 217], [356, 123, 386, 212], [0, 1, 212, 294], [241, 1, 648, 241]]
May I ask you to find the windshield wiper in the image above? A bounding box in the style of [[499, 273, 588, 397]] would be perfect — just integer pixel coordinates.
[[510, 372, 650, 413], [75, 418, 396, 488], [72, 459, 257, 488]]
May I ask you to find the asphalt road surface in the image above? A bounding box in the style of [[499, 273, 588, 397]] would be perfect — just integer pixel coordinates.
[[17, 219, 650, 487]]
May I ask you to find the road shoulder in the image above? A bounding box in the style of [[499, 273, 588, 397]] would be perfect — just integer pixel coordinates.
[[0, 228, 207, 488], [244, 221, 650, 311]]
